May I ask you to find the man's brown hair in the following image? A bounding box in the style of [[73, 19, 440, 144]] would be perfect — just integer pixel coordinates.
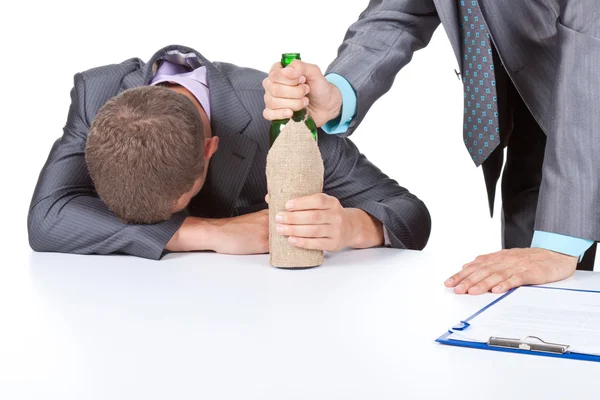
[[86, 86, 205, 224]]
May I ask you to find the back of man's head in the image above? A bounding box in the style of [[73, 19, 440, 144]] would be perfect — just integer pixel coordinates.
[[86, 86, 205, 224]]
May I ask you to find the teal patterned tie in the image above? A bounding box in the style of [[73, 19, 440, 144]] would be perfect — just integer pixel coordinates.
[[458, 0, 500, 166]]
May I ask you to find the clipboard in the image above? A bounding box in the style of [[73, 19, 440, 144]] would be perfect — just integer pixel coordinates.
[[436, 286, 600, 363]]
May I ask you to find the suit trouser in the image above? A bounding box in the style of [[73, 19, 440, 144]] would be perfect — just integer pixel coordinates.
[[483, 66, 597, 271]]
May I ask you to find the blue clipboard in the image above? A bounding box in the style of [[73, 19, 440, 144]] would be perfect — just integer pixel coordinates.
[[436, 286, 600, 363]]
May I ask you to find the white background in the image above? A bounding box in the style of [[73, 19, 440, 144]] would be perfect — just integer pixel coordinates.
[[4, 0, 564, 268]]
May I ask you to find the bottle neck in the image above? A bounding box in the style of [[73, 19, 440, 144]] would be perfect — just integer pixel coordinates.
[[281, 53, 301, 67], [291, 108, 308, 122]]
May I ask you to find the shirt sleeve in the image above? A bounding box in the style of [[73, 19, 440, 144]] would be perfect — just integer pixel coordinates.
[[322, 73, 358, 135], [531, 230, 594, 262], [383, 226, 392, 247]]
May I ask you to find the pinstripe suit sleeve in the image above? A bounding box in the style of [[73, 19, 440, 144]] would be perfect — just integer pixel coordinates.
[[325, 0, 440, 136], [27, 73, 186, 259], [320, 134, 431, 250]]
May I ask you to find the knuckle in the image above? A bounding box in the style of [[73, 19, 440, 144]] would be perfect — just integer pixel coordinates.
[[311, 211, 321, 223], [461, 266, 475, 275], [263, 94, 272, 107], [270, 84, 281, 97], [308, 62, 321, 73], [334, 214, 343, 226], [309, 225, 320, 237], [479, 265, 492, 273], [510, 274, 523, 286], [460, 275, 473, 285], [318, 195, 328, 208], [493, 270, 510, 281], [299, 84, 309, 96]]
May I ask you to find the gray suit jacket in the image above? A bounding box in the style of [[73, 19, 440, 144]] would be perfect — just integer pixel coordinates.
[[28, 45, 431, 259], [326, 0, 600, 242]]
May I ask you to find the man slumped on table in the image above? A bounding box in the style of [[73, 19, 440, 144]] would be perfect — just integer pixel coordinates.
[[27, 45, 431, 259]]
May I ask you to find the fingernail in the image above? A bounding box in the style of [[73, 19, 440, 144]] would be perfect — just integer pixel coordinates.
[[456, 284, 465, 293], [286, 201, 294, 209], [276, 224, 285, 234], [285, 66, 294, 72], [445, 278, 454, 286], [305, 85, 310, 94], [470, 285, 481, 294], [276, 214, 284, 222], [493, 285, 503, 293], [284, 110, 293, 118], [299, 76, 306, 84], [303, 98, 309, 106], [288, 237, 297, 244]]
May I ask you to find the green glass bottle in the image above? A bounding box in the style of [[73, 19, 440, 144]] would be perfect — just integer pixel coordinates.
[[269, 53, 318, 147]]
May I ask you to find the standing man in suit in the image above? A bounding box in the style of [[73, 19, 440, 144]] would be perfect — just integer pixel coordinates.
[[28, 45, 431, 259], [263, 1, 599, 293]]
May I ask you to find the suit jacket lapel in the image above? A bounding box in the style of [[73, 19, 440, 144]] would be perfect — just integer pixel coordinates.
[[132, 45, 257, 217], [203, 58, 255, 217], [434, 0, 462, 66]]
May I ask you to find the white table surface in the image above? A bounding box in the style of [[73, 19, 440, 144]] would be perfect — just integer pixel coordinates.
[[1, 248, 599, 400]]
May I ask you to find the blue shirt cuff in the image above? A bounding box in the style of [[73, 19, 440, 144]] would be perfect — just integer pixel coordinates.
[[322, 73, 357, 135], [531, 230, 594, 262]]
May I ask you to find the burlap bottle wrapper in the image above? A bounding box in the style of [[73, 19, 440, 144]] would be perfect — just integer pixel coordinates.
[[266, 120, 325, 268]]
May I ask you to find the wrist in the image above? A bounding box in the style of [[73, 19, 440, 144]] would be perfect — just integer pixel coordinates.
[[345, 208, 384, 249], [543, 248, 579, 263], [531, 230, 594, 262], [327, 83, 343, 122], [165, 216, 219, 252]]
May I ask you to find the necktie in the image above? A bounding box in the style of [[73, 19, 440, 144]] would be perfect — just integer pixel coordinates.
[[458, 0, 500, 166]]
